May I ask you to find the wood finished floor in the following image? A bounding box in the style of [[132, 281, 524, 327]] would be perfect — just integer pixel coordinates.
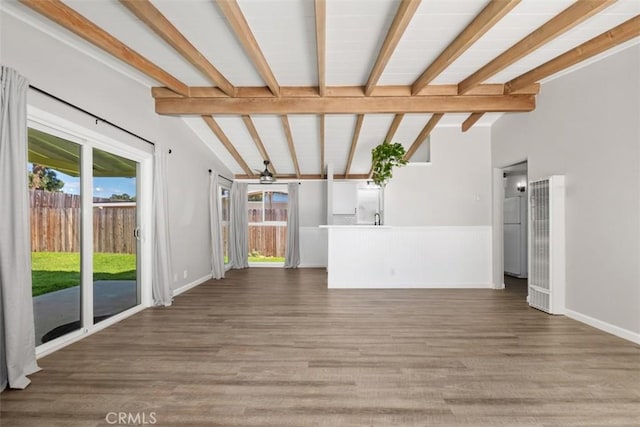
[[2, 268, 639, 426]]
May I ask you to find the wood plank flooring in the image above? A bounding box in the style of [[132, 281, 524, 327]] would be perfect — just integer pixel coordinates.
[[2, 268, 639, 426]]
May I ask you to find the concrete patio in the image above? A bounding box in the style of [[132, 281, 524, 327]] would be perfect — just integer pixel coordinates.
[[33, 280, 137, 345]]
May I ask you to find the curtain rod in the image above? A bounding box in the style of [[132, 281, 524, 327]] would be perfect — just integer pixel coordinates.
[[208, 169, 233, 183], [29, 85, 155, 147]]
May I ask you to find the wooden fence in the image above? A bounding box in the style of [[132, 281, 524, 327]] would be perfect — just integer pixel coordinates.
[[30, 190, 136, 254], [30, 191, 287, 257], [248, 225, 287, 257]]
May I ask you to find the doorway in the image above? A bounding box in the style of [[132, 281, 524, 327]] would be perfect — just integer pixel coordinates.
[[502, 161, 528, 294], [247, 184, 288, 267], [28, 114, 152, 353]]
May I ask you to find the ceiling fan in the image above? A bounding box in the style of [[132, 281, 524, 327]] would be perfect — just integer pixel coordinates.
[[255, 160, 275, 184]]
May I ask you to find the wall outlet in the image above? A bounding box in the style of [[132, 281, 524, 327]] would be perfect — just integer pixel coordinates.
[[173, 273, 178, 282], [183, 270, 188, 279]]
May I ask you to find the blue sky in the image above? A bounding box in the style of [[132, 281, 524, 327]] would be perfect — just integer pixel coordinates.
[[32, 165, 136, 198]]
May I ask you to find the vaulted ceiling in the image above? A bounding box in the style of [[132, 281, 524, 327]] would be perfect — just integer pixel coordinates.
[[11, 0, 640, 179]]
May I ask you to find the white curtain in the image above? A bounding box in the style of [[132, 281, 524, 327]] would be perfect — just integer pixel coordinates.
[[152, 149, 173, 306], [284, 182, 300, 268], [209, 172, 225, 279], [0, 66, 41, 391], [229, 181, 249, 269]]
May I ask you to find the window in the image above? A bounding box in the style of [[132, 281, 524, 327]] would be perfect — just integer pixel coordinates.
[[248, 188, 287, 264], [220, 186, 230, 266]]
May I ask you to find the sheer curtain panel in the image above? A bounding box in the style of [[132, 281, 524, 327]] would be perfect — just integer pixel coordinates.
[[0, 66, 41, 391], [209, 173, 225, 279], [152, 149, 173, 306], [284, 182, 300, 268], [229, 182, 249, 269]]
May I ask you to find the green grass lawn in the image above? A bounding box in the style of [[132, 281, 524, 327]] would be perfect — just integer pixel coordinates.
[[249, 255, 285, 263], [32, 252, 136, 297]]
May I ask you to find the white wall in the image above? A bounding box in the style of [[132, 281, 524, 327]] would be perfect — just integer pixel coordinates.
[[1, 10, 232, 291], [385, 126, 492, 226], [298, 181, 327, 267], [492, 44, 640, 339]]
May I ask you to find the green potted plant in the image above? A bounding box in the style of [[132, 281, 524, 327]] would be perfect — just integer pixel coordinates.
[[371, 141, 407, 187], [371, 141, 408, 225]]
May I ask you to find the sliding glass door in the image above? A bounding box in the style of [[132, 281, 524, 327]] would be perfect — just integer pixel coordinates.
[[28, 119, 151, 350], [28, 127, 82, 345], [92, 148, 140, 324]]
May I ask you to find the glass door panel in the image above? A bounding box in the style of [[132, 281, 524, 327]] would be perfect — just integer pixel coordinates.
[[28, 127, 82, 345], [247, 189, 287, 264], [92, 148, 139, 323], [221, 187, 230, 266]]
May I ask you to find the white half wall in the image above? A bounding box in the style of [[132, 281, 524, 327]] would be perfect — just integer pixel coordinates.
[[385, 126, 492, 226], [1, 10, 232, 292], [492, 44, 640, 338], [326, 226, 492, 288]]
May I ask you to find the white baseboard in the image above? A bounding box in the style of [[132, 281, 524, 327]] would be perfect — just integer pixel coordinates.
[[565, 308, 640, 345], [172, 273, 212, 297]]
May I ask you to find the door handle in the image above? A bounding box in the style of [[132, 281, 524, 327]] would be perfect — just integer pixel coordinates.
[[133, 227, 141, 240]]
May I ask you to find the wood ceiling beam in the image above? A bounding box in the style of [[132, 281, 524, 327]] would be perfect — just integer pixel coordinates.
[[319, 114, 325, 178], [345, 114, 365, 176], [234, 173, 370, 180], [457, 0, 616, 94], [119, 0, 235, 97], [152, 83, 539, 99], [368, 113, 405, 178], [315, 0, 326, 97], [241, 116, 276, 174], [201, 115, 254, 176], [155, 94, 535, 115], [20, 0, 189, 96], [461, 112, 484, 132], [280, 116, 301, 178], [506, 15, 640, 94], [405, 113, 443, 160], [214, 0, 280, 97], [384, 113, 406, 143], [411, 0, 520, 95], [365, 0, 422, 96]]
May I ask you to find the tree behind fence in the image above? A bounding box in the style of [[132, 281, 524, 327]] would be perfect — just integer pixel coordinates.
[[30, 190, 136, 254]]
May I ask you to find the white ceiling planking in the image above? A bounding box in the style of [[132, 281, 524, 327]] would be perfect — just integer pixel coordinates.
[[287, 115, 321, 174], [350, 114, 395, 174], [10, 0, 639, 179], [325, 115, 358, 174], [181, 117, 245, 175], [378, 0, 488, 85], [326, 0, 399, 85], [213, 116, 264, 173], [238, 0, 318, 86], [63, 0, 210, 86], [250, 116, 296, 175], [152, 0, 264, 87], [392, 113, 430, 152], [492, 0, 640, 83], [433, 0, 574, 84]]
